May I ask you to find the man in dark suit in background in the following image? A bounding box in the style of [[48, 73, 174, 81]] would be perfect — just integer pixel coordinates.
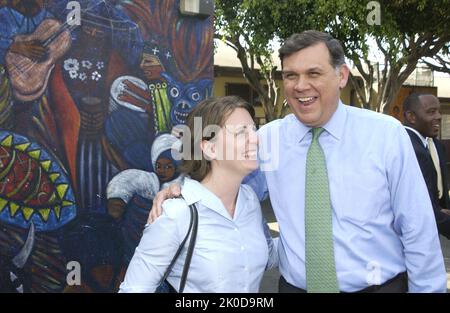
[[403, 93, 450, 239]]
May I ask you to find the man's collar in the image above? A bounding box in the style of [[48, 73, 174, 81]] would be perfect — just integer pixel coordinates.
[[297, 101, 347, 143], [404, 126, 428, 148]]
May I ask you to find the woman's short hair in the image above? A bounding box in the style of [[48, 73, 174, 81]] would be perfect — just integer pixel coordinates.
[[179, 96, 255, 181]]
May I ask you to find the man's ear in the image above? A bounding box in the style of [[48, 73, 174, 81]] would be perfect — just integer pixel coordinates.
[[200, 140, 216, 161], [338, 64, 350, 89], [404, 110, 416, 124]]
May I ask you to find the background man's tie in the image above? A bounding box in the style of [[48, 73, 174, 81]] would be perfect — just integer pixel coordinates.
[[305, 128, 339, 293], [427, 137, 443, 199]]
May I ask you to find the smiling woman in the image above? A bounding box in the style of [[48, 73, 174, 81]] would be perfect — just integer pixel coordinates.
[[178, 96, 257, 180], [119, 96, 278, 293]]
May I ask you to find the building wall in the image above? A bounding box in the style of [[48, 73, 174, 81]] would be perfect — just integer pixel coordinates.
[[389, 86, 438, 123], [0, 0, 213, 293]]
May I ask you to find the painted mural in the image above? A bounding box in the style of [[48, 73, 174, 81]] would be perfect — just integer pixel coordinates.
[[0, 0, 213, 292]]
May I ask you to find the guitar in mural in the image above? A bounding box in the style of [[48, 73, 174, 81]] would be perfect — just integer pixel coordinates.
[[5, 18, 73, 102]]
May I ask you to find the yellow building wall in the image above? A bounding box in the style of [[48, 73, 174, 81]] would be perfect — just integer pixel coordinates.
[[213, 76, 248, 97], [213, 76, 286, 121], [340, 85, 352, 105]]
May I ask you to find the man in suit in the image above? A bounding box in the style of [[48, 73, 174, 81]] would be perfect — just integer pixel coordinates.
[[403, 93, 450, 238]]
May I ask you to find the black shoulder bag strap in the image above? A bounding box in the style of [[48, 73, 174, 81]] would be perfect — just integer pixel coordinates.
[[158, 200, 198, 293]]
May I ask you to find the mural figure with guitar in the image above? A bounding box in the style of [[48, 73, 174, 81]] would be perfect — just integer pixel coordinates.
[[0, 0, 142, 293], [0, 0, 213, 293], [0, 0, 53, 134], [0, 0, 51, 64]]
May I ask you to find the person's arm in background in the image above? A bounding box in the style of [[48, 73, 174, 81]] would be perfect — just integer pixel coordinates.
[[435, 202, 450, 239], [433, 140, 450, 238], [106, 169, 159, 220], [243, 168, 269, 202], [388, 124, 447, 292], [245, 180, 277, 270]]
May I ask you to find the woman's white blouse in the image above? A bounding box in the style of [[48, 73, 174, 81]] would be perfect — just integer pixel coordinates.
[[119, 178, 278, 293]]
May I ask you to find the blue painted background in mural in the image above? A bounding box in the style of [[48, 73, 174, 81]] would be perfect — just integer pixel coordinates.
[[0, 0, 213, 292]]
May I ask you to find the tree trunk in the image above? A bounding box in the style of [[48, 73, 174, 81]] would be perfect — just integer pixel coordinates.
[[379, 62, 417, 113], [225, 38, 280, 122]]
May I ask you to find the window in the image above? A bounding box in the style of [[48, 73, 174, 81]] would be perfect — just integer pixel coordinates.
[[225, 83, 262, 106]]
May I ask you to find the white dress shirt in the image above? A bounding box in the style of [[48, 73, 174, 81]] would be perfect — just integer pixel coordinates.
[[119, 177, 278, 293], [245, 102, 447, 292]]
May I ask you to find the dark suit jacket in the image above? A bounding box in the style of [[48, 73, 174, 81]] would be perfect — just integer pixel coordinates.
[[434, 139, 450, 209], [406, 128, 450, 239]]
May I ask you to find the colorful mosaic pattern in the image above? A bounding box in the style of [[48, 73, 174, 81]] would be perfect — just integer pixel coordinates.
[[0, 132, 76, 231]]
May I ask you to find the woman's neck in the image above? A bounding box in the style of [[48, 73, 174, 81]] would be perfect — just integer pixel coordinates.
[[201, 168, 244, 218]]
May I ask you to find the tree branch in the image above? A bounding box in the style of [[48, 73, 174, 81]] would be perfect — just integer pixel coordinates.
[[348, 72, 368, 108], [352, 56, 370, 83], [423, 57, 450, 74]]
